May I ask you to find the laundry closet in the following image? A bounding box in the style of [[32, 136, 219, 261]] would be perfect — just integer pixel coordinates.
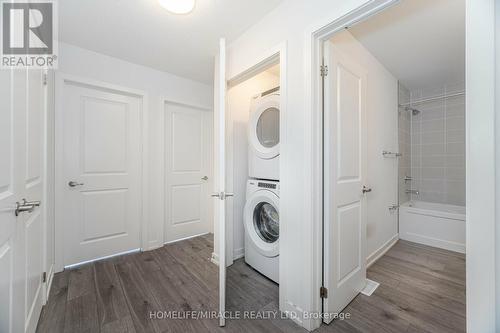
[[224, 59, 281, 311]]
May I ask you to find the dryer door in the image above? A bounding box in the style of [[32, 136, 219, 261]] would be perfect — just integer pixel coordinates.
[[244, 190, 279, 257], [248, 94, 280, 159]]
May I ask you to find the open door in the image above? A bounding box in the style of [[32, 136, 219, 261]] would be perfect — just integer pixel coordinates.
[[323, 41, 368, 323], [213, 38, 230, 327]]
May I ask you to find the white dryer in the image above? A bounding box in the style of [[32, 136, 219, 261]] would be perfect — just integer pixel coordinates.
[[244, 179, 279, 283], [248, 90, 280, 181]]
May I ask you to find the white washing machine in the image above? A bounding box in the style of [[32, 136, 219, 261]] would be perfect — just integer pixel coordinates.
[[248, 89, 280, 181], [244, 179, 279, 283]]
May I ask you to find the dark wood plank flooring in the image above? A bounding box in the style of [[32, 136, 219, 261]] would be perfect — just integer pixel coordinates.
[[36, 236, 465, 333]]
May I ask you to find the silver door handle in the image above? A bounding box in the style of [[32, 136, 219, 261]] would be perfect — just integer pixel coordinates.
[[15, 202, 35, 216], [22, 199, 41, 207], [362, 186, 372, 194], [201, 176, 208, 180], [68, 181, 84, 187], [211, 192, 234, 200]]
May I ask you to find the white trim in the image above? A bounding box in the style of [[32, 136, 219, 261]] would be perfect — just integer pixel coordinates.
[[64, 248, 141, 270], [233, 247, 244, 260], [42, 69, 50, 305], [211, 251, 219, 266], [163, 232, 210, 245], [466, 1, 496, 331], [227, 54, 280, 88], [366, 233, 398, 268], [304, 1, 401, 330], [401, 233, 465, 254], [45, 264, 55, 302], [54, 73, 149, 272], [225, 40, 288, 315]]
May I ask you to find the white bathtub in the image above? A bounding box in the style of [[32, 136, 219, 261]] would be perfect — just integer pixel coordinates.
[[399, 201, 466, 253]]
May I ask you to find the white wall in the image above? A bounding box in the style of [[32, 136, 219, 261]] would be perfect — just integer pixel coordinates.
[[330, 31, 399, 266], [57, 42, 213, 250], [226, 1, 397, 329], [227, 70, 280, 259]]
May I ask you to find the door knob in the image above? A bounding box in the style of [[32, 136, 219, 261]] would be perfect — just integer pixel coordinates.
[[362, 186, 372, 194], [68, 181, 84, 187], [201, 176, 208, 180], [15, 202, 35, 216], [22, 199, 41, 207], [211, 192, 234, 200]]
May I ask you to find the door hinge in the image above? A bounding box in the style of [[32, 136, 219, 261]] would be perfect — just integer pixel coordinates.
[[320, 286, 328, 298], [42, 272, 47, 283], [320, 65, 328, 77], [42, 72, 48, 86]]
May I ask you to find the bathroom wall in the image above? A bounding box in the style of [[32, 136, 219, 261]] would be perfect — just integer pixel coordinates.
[[398, 83, 411, 204], [410, 83, 466, 206]]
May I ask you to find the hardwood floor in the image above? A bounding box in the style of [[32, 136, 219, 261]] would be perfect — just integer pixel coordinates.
[[36, 236, 465, 333]]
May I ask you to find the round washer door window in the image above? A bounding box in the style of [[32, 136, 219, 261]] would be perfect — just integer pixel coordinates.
[[256, 107, 279, 149], [253, 202, 279, 243], [248, 94, 280, 159]]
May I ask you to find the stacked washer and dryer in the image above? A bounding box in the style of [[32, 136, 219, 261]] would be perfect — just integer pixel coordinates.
[[244, 88, 280, 283]]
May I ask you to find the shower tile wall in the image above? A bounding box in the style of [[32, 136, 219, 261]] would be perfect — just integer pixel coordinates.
[[398, 83, 411, 204], [410, 83, 465, 206]]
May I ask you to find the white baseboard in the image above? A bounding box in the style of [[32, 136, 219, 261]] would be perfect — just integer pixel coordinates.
[[233, 247, 244, 260], [164, 232, 210, 245], [211, 252, 219, 266], [44, 264, 55, 304], [145, 240, 162, 251], [400, 232, 465, 253], [366, 233, 399, 268]]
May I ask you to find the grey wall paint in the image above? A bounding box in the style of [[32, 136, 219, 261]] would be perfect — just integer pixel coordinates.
[[410, 83, 466, 206]]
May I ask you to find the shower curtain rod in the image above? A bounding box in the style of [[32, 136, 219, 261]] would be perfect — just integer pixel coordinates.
[[399, 91, 465, 107]]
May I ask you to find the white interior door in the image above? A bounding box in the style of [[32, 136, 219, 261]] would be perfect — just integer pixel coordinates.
[[164, 102, 212, 243], [323, 41, 368, 323], [213, 38, 228, 327], [0, 68, 46, 333], [60, 79, 142, 268]]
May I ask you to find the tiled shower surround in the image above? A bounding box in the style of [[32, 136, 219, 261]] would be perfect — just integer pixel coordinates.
[[399, 83, 465, 206], [398, 84, 411, 204]]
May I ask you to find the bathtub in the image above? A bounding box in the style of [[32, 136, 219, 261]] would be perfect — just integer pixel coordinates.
[[399, 201, 466, 253]]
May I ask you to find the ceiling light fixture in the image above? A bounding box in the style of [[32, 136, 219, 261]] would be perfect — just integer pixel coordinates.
[[158, 0, 195, 14]]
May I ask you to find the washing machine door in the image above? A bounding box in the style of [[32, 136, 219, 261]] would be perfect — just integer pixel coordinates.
[[244, 189, 279, 257], [248, 94, 280, 159]]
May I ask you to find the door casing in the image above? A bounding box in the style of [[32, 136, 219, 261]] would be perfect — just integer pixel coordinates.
[[224, 42, 287, 312], [54, 73, 149, 272], [304, 0, 402, 330]]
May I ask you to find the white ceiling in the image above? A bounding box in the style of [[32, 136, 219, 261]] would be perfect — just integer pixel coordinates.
[[59, 0, 283, 84], [349, 0, 465, 90]]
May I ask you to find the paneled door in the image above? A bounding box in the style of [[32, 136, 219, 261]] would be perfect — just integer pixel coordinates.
[[164, 102, 212, 243], [323, 41, 368, 322], [59, 78, 142, 268], [0, 68, 46, 333]]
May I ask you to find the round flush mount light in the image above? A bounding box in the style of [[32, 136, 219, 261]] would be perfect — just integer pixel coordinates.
[[158, 0, 195, 14]]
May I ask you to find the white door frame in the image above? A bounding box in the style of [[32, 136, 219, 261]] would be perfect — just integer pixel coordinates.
[[160, 97, 213, 246], [225, 41, 287, 310], [304, 1, 400, 329], [306, 0, 494, 331], [54, 73, 149, 272]]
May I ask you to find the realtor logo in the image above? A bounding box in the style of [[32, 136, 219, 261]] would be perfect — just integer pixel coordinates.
[[1, 0, 57, 68]]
